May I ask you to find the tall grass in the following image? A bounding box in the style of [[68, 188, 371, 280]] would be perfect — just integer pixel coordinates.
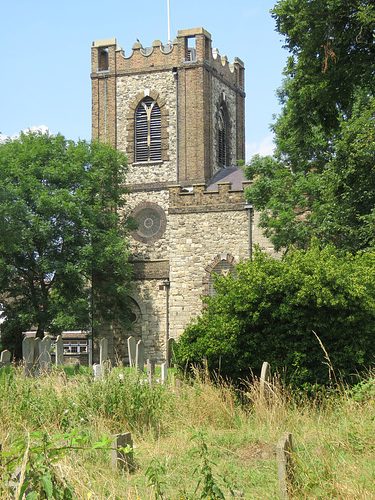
[[0, 364, 375, 499]]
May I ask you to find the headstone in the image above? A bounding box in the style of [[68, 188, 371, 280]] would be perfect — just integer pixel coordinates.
[[100, 338, 108, 366], [93, 364, 103, 380], [74, 360, 80, 374], [22, 337, 36, 376], [146, 359, 155, 385], [127, 336, 136, 367], [166, 338, 175, 367], [0, 350, 11, 368], [135, 340, 144, 372], [260, 361, 271, 399], [39, 336, 52, 372], [111, 432, 134, 471], [276, 433, 294, 499], [161, 362, 168, 384], [55, 335, 64, 366]]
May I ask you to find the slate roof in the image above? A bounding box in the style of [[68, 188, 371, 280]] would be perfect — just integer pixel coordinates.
[[206, 166, 247, 191]]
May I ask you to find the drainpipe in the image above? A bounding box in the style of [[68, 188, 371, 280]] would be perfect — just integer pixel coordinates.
[[163, 279, 170, 363], [244, 203, 253, 259]]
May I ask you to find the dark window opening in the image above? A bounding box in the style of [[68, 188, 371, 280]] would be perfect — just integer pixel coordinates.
[[218, 105, 228, 167], [99, 48, 109, 71]]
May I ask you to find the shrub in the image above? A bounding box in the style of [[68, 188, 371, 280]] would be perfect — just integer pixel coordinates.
[[175, 241, 375, 385]]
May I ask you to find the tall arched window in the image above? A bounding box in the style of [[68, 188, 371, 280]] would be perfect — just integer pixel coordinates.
[[135, 97, 161, 162], [218, 105, 228, 167]]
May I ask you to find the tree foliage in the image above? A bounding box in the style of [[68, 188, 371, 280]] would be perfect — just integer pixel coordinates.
[[0, 132, 134, 354], [246, 0, 375, 253], [174, 243, 375, 386]]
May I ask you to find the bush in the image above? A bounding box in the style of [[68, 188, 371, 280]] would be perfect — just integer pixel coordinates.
[[174, 241, 375, 385]]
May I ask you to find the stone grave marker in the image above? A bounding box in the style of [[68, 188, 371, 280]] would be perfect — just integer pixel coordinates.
[[260, 361, 271, 399], [276, 433, 294, 499], [0, 350, 11, 368], [161, 362, 168, 384], [39, 336, 52, 373], [23, 337, 36, 377], [55, 335, 64, 366], [93, 364, 103, 380], [111, 432, 133, 471], [127, 336, 136, 367], [146, 359, 155, 385], [100, 338, 108, 366], [135, 340, 144, 372]]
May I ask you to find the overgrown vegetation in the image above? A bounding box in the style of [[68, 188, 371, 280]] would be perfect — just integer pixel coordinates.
[[174, 242, 375, 386], [0, 365, 375, 499]]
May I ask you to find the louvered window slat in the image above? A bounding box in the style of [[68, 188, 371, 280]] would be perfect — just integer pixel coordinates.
[[135, 97, 162, 162]]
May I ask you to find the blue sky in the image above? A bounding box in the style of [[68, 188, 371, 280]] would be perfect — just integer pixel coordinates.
[[0, 0, 287, 160]]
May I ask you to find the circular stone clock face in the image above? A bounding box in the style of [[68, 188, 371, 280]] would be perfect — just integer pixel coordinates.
[[132, 203, 166, 243]]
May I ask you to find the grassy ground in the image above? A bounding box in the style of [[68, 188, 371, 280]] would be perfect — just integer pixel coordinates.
[[0, 365, 375, 499]]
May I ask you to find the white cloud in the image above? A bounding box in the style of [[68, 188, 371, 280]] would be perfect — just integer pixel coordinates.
[[245, 134, 275, 162], [0, 125, 50, 144]]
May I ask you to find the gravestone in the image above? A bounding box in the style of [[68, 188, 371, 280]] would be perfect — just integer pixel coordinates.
[[260, 361, 271, 399], [161, 362, 168, 384], [135, 340, 144, 372], [93, 363, 103, 380], [23, 337, 36, 377], [146, 359, 155, 385], [55, 335, 64, 366], [127, 336, 136, 367], [111, 432, 133, 471], [276, 433, 294, 499], [0, 350, 11, 368], [39, 336, 52, 372], [100, 338, 108, 366]]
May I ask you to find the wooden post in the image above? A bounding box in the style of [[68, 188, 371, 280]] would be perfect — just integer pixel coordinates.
[[276, 433, 294, 499], [111, 432, 133, 471]]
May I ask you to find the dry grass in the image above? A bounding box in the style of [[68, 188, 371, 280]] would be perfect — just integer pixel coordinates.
[[0, 365, 375, 499]]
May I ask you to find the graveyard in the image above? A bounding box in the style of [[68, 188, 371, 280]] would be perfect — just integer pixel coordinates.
[[1, 342, 375, 499]]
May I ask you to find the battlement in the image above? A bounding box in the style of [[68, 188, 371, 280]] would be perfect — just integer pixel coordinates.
[[168, 180, 252, 214], [91, 28, 244, 91]]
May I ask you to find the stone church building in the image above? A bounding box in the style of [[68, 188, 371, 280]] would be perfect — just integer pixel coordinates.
[[91, 27, 275, 364]]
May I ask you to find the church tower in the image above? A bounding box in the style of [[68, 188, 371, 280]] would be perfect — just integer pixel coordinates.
[[91, 28, 272, 363]]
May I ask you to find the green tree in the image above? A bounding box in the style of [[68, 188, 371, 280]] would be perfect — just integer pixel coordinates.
[[245, 1, 375, 253], [0, 132, 134, 355], [174, 242, 375, 386]]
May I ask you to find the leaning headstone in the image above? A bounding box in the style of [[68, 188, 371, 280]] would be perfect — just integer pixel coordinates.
[[55, 335, 64, 366], [100, 338, 108, 366], [276, 433, 294, 499], [161, 362, 168, 384], [166, 338, 175, 367], [135, 340, 145, 372], [127, 336, 136, 367], [111, 432, 134, 471], [39, 336, 52, 373], [93, 364, 103, 381], [23, 337, 36, 377], [260, 361, 271, 399], [0, 350, 11, 368]]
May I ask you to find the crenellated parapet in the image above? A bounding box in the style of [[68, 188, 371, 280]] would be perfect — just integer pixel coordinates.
[[169, 181, 252, 214], [91, 28, 244, 94]]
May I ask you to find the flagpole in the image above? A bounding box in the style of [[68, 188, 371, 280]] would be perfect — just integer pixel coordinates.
[[167, 0, 171, 43]]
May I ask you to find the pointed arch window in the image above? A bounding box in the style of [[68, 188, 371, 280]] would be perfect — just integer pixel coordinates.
[[207, 259, 237, 297], [135, 97, 161, 162], [218, 105, 228, 167]]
